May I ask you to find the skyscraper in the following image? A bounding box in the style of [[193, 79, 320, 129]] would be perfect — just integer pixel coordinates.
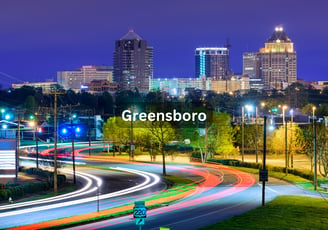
[[195, 47, 229, 80], [258, 26, 297, 90], [113, 30, 153, 93], [243, 52, 262, 89]]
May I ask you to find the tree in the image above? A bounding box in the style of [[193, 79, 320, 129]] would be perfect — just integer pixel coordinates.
[[235, 123, 262, 163], [211, 112, 238, 158], [270, 122, 305, 168], [144, 120, 175, 176], [103, 116, 130, 156], [315, 123, 328, 177]]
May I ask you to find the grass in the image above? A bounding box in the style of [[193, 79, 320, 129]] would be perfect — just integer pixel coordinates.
[[229, 166, 323, 192], [42, 173, 196, 229], [15, 183, 77, 203], [200, 196, 328, 230]]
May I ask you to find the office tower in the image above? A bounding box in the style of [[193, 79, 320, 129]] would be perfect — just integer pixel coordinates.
[[195, 47, 229, 80], [57, 65, 113, 91], [243, 52, 262, 89], [258, 26, 297, 90], [113, 30, 153, 93]]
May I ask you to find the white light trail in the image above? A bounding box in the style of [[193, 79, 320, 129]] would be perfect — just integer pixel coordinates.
[[0, 167, 160, 218]]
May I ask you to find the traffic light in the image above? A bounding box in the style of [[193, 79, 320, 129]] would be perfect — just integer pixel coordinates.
[[29, 115, 35, 120], [75, 126, 81, 133], [72, 113, 77, 119], [37, 127, 42, 133], [271, 108, 278, 113], [61, 127, 68, 135]]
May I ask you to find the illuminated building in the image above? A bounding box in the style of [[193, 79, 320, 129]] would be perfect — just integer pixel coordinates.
[[113, 30, 153, 93], [243, 52, 262, 89], [210, 75, 250, 94], [12, 81, 58, 93], [150, 76, 250, 96], [57, 65, 113, 92], [195, 47, 229, 80], [150, 77, 210, 96], [258, 26, 297, 90]]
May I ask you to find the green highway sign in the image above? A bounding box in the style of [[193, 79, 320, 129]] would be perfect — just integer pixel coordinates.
[[133, 201, 147, 218]]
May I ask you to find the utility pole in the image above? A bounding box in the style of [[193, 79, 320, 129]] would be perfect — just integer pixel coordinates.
[[70, 105, 76, 184], [35, 110, 39, 169], [48, 87, 65, 196], [88, 109, 91, 156], [53, 90, 58, 196], [16, 109, 25, 179]]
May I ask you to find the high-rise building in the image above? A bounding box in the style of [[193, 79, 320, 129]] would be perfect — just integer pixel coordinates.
[[195, 47, 229, 80], [258, 26, 297, 90], [242, 52, 262, 89], [113, 30, 153, 93], [57, 65, 113, 91]]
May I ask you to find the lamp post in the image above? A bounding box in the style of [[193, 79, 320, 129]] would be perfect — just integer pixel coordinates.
[[313, 106, 317, 190], [255, 106, 259, 163], [282, 105, 288, 174], [290, 109, 294, 168], [241, 106, 245, 162]]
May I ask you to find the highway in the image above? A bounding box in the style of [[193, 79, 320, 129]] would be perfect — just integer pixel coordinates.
[[1, 142, 326, 230]]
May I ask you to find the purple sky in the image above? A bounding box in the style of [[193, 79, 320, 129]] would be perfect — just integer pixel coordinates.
[[0, 0, 327, 88]]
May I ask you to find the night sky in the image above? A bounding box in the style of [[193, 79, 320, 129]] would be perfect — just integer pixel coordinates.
[[1, 0, 327, 89]]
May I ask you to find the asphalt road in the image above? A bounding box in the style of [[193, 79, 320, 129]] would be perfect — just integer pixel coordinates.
[[2, 143, 327, 230], [66, 162, 327, 230]]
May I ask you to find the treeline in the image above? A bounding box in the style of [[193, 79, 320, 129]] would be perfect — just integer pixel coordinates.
[[1, 82, 328, 120]]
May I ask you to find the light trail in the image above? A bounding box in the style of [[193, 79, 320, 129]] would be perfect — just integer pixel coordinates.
[[0, 167, 160, 218], [67, 164, 255, 230], [0, 169, 95, 210]]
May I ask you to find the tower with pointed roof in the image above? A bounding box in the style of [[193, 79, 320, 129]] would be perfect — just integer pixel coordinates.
[[258, 26, 297, 90], [113, 30, 153, 93]]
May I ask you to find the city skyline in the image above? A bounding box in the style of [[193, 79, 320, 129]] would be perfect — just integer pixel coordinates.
[[1, 0, 327, 88]]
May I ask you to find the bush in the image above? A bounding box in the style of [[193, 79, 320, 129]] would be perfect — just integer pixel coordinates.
[[0, 167, 67, 201], [191, 155, 313, 181]]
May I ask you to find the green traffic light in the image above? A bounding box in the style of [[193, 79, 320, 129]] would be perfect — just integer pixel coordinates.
[[29, 115, 35, 120]]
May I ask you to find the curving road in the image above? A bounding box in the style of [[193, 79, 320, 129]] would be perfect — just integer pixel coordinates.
[[1, 142, 326, 230]]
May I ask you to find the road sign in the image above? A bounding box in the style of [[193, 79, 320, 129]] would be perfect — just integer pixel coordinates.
[[133, 201, 147, 218], [134, 207, 147, 218], [259, 169, 268, 182], [136, 218, 145, 225]]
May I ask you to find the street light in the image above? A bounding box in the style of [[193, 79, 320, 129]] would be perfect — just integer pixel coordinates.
[[29, 118, 39, 169], [282, 105, 288, 174], [241, 106, 245, 162], [313, 106, 317, 190], [290, 109, 294, 168]]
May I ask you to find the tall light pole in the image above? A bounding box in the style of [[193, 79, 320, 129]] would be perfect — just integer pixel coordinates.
[[283, 105, 288, 174], [290, 109, 294, 168], [255, 106, 259, 163], [313, 106, 317, 190], [242, 106, 245, 162]]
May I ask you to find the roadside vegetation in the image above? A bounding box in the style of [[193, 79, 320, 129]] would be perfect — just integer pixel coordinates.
[[200, 196, 328, 230]]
